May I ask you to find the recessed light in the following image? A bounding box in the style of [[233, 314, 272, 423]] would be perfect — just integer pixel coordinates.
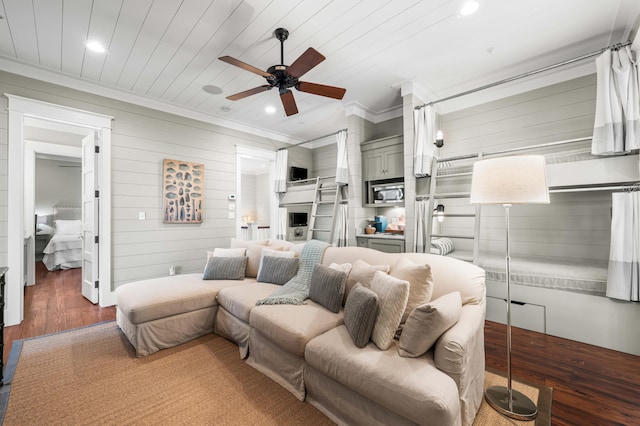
[[265, 105, 277, 114], [220, 106, 231, 113], [85, 40, 106, 53], [203, 85, 223, 95], [458, 0, 479, 16]]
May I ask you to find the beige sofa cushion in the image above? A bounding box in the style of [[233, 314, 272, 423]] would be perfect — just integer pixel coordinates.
[[370, 271, 410, 350], [305, 325, 461, 425], [115, 273, 251, 325], [390, 257, 434, 323], [230, 239, 269, 278], [216, 283, 281, 322], [249, 301, 344, 356], [345, 259, 390, 301], [399, 291, 462, 358]]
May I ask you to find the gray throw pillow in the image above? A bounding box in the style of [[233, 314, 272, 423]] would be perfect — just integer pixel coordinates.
[[398, 291, 462, 358], [202, 256, 247, 280], [257, 256, 299, 285], [309, 264, 348, 313], [344, 283, 379, 348]]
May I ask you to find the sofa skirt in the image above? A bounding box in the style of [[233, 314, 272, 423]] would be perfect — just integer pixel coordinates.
[[116, 306, 217, 357], [213, 306, 251, 359], [245, 328, 306, 401], [305, 364, 461, 426]]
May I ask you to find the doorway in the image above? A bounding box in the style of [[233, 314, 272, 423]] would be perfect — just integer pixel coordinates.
[[6, 94, 113, 326], [236, 146, 277, 240]]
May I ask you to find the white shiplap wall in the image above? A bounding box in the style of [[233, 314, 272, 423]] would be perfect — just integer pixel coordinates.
[[438, 74, 610, 261], [0, 70, 312, 289]]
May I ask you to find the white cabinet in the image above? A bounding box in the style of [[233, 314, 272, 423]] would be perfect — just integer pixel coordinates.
[[361, 135, 403, 181]]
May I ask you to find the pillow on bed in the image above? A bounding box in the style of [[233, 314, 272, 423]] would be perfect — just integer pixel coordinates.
[[55, 220, 82, 235]]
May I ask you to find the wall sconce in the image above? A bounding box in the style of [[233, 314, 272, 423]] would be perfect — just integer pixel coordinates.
[[435, 130, 444, 148], [435, 204, 445, 222]]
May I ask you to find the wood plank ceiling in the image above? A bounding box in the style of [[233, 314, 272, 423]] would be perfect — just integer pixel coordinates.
[[0, 0, 638, 143]]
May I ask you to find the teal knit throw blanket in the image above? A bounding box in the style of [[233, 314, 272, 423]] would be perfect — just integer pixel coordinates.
[[256, 240, 330, 306]]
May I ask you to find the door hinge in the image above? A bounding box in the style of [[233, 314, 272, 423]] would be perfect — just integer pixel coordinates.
[[94, 280, 99, 289], [95, 190, 99, 198], [94, 236, 99, 244], [94, 145, 100, 154]]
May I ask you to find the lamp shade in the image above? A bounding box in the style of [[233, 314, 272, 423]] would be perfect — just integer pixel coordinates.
[[470, 155, 550, 205]]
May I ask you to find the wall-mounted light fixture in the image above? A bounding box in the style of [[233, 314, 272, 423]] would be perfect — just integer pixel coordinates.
[[435, 204, 445, 222], [435, 130, 444, 148]]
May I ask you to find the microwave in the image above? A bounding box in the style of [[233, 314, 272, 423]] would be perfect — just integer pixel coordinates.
[[371, 182, 404, 204]]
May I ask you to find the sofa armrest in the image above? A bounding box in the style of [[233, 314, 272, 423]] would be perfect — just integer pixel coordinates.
[[434, 302, 486, 426]]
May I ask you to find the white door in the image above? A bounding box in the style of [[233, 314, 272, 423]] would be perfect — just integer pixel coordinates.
[[81, 132, 99, 304]]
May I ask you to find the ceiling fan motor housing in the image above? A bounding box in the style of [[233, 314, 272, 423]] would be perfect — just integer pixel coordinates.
[[266, 65, 298, 94]]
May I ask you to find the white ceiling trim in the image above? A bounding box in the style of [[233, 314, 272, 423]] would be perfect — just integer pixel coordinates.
[[0, 56, 303, 145], [344, 101, 403, 124]]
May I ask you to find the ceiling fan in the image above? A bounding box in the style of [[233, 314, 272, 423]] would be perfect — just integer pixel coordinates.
[[219, 28, 346, 116]]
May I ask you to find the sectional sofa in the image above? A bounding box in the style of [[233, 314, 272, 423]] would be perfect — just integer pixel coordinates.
[[115, 239, 486, 426]]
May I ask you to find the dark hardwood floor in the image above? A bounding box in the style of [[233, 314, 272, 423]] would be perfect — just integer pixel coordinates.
[[3, 266, 638, 425], [3, 262, 116, 367]]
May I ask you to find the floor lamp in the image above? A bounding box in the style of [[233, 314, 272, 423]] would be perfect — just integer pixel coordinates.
[[470, 155, 550, 420]]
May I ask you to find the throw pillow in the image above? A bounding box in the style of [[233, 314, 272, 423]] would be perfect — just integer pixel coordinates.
[[257, 256, 299, 285], [329, 262, 353, 275], [369, 271, 410, 350], [309, 264, 348, 313], [390, 257, 434, 324], [245, 245, 283, 278], [398, 291, 462, 358], [207, 247, 246, 259], [344, 283, 379, 348], [256, 248, 295, 278], [345, 259, 390, 302], [202, 256, 248, 280]]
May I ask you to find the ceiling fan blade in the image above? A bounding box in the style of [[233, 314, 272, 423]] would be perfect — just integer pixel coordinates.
[[296, 81, 346, 100], [219, 56, 273, 78], [286, 48, 325, 78], [226, 85, 272, 101], [280, 90, 299, 116]]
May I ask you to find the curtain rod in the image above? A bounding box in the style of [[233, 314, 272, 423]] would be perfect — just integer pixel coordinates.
[[278, 128, 347, 151], [416, 40, 633, 110]]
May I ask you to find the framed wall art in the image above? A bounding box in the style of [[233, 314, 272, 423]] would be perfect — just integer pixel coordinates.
[[163, 159, 204, 223]]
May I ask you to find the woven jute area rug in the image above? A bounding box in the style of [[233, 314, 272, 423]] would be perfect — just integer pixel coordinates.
[[0, 322, 552, 425], [474, 369, 552, 426]]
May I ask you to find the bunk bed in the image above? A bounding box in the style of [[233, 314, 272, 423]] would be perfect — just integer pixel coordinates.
[[422, 137, 640, 355]]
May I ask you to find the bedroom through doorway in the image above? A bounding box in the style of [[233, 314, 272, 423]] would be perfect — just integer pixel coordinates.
[[26, 118, 95, 306]]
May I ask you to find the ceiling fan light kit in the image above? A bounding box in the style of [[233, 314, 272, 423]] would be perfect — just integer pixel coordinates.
[[219, 28, 346, 116]]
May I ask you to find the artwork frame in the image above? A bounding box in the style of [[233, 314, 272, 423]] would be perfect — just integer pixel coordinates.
[[163, 159, 204, 224]]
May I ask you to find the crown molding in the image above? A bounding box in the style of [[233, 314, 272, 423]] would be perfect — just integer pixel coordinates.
[[0, 56, 300, 144], [343, 101, 402, 124]]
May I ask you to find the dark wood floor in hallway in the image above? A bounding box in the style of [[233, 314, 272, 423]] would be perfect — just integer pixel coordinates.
[[3, 262, 116, 366], [2, 265, 638, 425]]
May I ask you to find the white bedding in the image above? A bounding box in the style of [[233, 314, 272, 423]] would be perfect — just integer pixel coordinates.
[[42, 234, 83, 271], [477, 253, 608, 296]]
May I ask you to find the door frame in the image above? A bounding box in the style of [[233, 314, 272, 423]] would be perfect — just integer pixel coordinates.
[[235, 146, 277, 240], [6, 94, 114, 326]]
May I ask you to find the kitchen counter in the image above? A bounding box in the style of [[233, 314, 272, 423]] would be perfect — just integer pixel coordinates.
[[357, 233, 405, 240], [356, 233, 406, 253]]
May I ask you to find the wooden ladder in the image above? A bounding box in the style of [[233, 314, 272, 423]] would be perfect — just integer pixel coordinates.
[[307, 176, 345, 243], [425, 153, 482, 263]]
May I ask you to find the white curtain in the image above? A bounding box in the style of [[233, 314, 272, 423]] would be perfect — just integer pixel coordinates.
[[592, 46, 640, 155], [276, 207, 287, 240], [413, 105, 436, 177], [413, 199, 428, 253], [335, 130, 348, 185], [274, 149, 288, 193], [332, 203, 348, 247], [606, 192, 640, 301]]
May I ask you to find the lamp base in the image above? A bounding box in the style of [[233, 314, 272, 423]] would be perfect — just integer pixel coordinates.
[[485, 385, 538, 421]]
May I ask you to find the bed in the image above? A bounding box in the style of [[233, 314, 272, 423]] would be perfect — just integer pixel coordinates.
[[42, 208, 83, 271], [425, 139, 640, 355]]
